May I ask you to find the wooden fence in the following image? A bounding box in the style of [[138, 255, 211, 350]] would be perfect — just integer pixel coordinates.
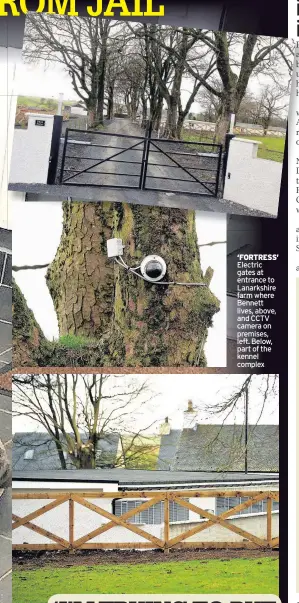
[[12, 489, 279, 552]]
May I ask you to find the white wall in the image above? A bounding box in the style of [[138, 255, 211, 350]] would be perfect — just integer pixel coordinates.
[[9, 114, 54, 184], [170, 512, 279, 543], [0, 46, 20, 229], [223, 138, 282, 216]]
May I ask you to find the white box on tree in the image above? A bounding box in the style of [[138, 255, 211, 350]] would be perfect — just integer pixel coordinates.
[[106, 238, 124, 258]]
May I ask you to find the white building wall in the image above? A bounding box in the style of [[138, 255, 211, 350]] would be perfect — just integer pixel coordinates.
[[223, 138, 282, 216], [9, 113, 55, 184], [170, 513, 279, 543]]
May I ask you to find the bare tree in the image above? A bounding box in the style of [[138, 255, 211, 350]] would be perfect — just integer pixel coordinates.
[[191, 374, 279, 472], [197, 374, 278, 424], [257, 84, 289, 135], [195, 77, 223, 123], [129, 24, 217, 138], [23, 17, 292, 142], [13, 374, 159, 469], [146, 29, 293, 141], [196, 33, 293, 142], [23, 15, 121, 126]]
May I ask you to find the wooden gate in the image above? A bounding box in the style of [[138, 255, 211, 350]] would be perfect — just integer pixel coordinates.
[[12, 489, 279, 551]]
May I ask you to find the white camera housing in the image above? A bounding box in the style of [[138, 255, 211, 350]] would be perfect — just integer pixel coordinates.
[[140, 255, 167, 282], [107, 238, 124, 258]]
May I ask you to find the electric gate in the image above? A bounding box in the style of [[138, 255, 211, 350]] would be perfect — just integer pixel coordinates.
[[59, 126, 223, 197]]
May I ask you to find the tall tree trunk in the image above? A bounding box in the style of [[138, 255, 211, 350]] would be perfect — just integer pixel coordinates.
[[47, 203, 220, 367], [213, 33, 258, 143], [96, 23, 109, 126], [54, 439, 67, 469], [86, 102, 98, 128], [141, 97, 148, 128], [262, 113, 271, 136], [107, 85, 114, 120], [215, 110, 231, 143], [176, 111, 185, 139], [164, 97, 179, 138], [214, 92, 234, 143], [97, 64, 106, 125], [86, 60, 98, 128], [46, 202, 115, 340], [153, 91, 163, 132]]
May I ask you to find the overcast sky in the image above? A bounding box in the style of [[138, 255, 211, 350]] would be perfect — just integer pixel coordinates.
[[13, 202, 226, 366], [12, 373, 279, 434]]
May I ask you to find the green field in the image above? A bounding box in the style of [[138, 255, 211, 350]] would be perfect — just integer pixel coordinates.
[[13, 557, 279, 603], [17, 95, 75, 110], [182, 129, 285, 162]]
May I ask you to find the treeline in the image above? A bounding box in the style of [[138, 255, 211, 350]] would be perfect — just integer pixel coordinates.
[[24, 17, 293, 142]]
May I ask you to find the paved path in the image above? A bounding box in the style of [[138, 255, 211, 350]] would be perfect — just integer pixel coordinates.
[[62, 118, 220, 196], [0, 391, 11, 603]]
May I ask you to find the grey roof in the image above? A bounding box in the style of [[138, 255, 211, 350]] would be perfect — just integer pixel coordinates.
[[163, 425, 279, 473], [12, 432, 120, 471], [157, 430, 181, 470], [12, 468, 278, 489]]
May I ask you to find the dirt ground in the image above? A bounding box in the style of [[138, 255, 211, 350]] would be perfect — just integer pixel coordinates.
[[13, 547, 279, 571]]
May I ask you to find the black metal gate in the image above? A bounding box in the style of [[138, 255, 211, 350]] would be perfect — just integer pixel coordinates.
[[59, 125, 223, 197]]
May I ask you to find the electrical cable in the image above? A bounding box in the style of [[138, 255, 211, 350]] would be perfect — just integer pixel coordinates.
[[114, 257, 208, 287]]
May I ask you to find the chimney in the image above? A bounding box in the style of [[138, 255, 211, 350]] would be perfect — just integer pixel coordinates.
[[183, 400, 197, 429], [159, 416, 171, 436]]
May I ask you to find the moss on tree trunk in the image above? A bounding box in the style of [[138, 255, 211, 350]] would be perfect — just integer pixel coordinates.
[[13, 279, 47, 367], [46, 202, 220, 367], [46, 202, 116, 339]]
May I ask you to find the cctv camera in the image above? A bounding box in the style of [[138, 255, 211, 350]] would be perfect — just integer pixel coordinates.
[[140, 255, 167, 282]]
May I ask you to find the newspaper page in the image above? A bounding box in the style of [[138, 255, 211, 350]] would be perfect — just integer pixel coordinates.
[[0, 1, 295, 603]]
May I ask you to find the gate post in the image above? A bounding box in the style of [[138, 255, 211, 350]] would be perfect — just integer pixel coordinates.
[[47, 115, 63, 184], [223, 133, 235, 186], [139, 120, 152, 190], [9, 113, 55, 185], [59, 128, 69, 184], [214, 144, 223, 196]]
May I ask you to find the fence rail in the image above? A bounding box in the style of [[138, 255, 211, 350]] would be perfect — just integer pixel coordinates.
[[12, 489, 279, 552]]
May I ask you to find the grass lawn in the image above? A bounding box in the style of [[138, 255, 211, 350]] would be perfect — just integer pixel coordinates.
[[182, 129, 215, 145], [13, 557, 278, 603], [17, 95, 75, 111], [182, 129, 285, 162]]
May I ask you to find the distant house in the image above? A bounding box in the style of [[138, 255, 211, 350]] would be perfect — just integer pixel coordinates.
[[12, 432, 120, 471], [157, 401, 279, 472]]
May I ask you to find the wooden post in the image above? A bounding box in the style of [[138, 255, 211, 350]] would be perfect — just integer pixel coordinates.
[[267, 497, 272, 546], [164, 493, 170, 555], [69, 498, 75, 553]]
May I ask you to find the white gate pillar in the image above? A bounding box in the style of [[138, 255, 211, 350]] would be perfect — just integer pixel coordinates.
[[223, 137, 282, 216], [9, 113, 55, 184]]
